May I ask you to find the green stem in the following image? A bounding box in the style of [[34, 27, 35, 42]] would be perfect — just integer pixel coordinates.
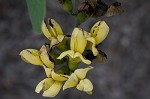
[[49, 53, 66, 65], [71, 0, 79, 15], [56, 65, 70, 75], [57, 44, 68, 52], [68, 57, 79, 71], [57, 37, 69, 52]]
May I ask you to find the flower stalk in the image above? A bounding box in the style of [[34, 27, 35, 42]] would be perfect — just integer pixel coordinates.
[[68, 57, 80, 71]]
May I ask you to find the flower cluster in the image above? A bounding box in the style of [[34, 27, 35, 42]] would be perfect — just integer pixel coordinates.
[[20, 18, 109, 97]]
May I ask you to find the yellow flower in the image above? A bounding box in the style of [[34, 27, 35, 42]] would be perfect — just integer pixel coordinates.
[[57, 28, 91, 65], [90, 21, 109, 45], [19, 45, 54, 69], [63, 66, 93, 94], [76, 78, 93, 94], [86, 21, 109, 56], [35, 66, 68, 97], [42, 19, 65, 48]]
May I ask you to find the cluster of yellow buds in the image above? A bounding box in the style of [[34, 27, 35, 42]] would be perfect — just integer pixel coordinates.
[[20, 18, 109, 98]]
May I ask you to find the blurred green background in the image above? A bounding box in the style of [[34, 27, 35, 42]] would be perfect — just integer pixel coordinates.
[[0, 0, 150, 99]]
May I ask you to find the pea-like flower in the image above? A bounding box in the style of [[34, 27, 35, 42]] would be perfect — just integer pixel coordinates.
[[86, 21, 109, 56], [19, 45, 54, 69], [57, 28, 91, 70], [42, 19, 65, 48], [35, 66, 68, 97], [63, 66, 93, 94]]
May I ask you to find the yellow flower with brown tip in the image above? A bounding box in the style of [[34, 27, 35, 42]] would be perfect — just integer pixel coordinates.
[[19, 45, 54, 69], [35, 66, 68, 97], [63, 66, 93, 94], [86, 21, 109, 56], [57, 28, 91, 66], [42, 19, 65, 48]]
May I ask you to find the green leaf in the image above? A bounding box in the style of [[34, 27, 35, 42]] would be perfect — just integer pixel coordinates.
[[26, 0, 46, 33]]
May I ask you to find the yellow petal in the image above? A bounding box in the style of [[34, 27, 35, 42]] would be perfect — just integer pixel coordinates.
[[63, 73, 79, 90], [20, 49, 43, 66], [70, 28, 87, 53], [75, 66, 93, 79], [70, 28, 78, 51], [57, 50, 91, 65], [42, 21, 52, 40], [35, 79, 46, 93], [90, 21, 109, 45], [42, 81, 62, 97], [49, 26, 57, 37], [43, 78, 55, 91], [43, 66, 52, 78], [50, 38, 59, 48], [49, 19, 63, 35], [76, 30, 87, 53], [83, 79, 93, 94], [76, 80, 84, 91], [57, 50, 74, 60], [90, 25, 98, 37], [74, 52, 91, 64], [57, 35, 64, 42], [51, 71, 68, 81], [76, 79, 93, 94], [40, 45, 54, 69], [35, 78, 54, 93], [86, 37, 98, 56]]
